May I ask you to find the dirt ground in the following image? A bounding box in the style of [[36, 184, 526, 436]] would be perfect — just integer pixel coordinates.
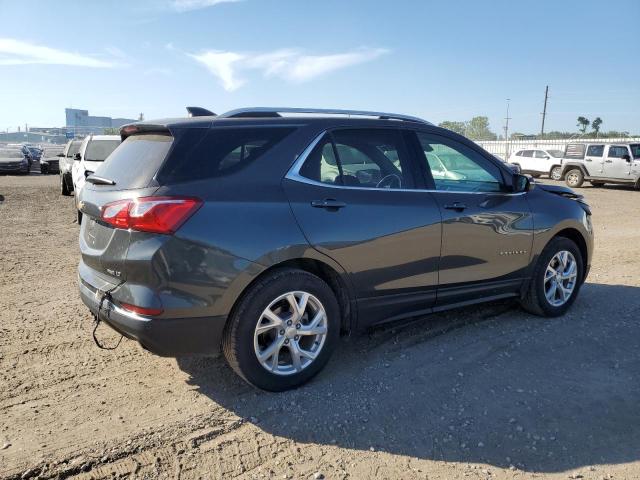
[[1, 172, 639, 480]]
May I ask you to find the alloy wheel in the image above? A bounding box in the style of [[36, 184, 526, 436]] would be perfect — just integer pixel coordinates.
[[544, 250, 578, 307], [253, 291, 328, 376], [566, 172, 580, 186], [551, 167, 562, 181]]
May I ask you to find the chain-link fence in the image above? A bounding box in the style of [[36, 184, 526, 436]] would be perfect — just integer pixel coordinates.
[[477, 138, 640, 160]]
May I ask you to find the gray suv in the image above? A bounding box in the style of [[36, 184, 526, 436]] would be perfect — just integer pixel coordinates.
[[561, 142, 640, 188], [78, 107, 593, 391]]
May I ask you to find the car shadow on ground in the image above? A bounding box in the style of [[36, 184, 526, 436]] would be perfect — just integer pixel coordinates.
[[177, 282, 640, 473]]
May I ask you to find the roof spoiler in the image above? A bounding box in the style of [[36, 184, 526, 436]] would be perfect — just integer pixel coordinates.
[[186, 106, 216, 117]]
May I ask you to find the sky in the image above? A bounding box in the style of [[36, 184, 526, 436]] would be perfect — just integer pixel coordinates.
[[1, 0, 639, 135]]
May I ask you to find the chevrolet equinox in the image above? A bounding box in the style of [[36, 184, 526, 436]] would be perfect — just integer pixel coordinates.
[[78, 107, 593, 391]]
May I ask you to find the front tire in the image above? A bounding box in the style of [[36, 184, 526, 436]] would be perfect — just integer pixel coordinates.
[[550, 166, 562, 181], [223, 269, 340, 391], [565, 169, 584, 188], [60, 174, 71, 196], [520, 237, 583, 317]]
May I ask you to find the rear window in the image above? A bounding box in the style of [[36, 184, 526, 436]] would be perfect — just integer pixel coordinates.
[[93, 135, 172, 189], [159, 127, 295, 184], [85, 139, 121, 162]]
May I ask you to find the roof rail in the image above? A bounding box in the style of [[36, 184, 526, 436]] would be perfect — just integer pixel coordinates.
[[218, 107, 431, 125], [186, 106, 216, 117]]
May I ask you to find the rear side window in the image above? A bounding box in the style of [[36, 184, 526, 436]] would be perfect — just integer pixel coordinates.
[[522, 150, 533, 157], [85, 139, 121, 162], [94, 135, 172, 189], [299, 129, 412, 189], [160, 127, 295, 183], [565, 144, 586, 159], [586, 145, 604, 157]]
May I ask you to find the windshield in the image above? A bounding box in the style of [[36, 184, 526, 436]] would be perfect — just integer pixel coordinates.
[[68, 140, 82, 157], [547, 150, 564, 158], [0, 150, 25, 159], [630, 144, 640, 159], [84, 139, 121, 162]]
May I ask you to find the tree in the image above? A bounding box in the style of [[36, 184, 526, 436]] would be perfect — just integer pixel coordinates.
[[577, 116, 590, 134], [591, 117, 602, 136], [438, 121, 466, 136], [465, 116, 497, 141]]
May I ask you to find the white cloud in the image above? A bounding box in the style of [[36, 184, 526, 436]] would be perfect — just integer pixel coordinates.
[[0, 38, 117, 68], [189, 47, 389, 91], [171, 0, 243, 11], [189, 50, 246, 91]]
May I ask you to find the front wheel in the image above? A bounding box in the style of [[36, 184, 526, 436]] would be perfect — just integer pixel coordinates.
[[223, 269, 340, 391], [550, 166, 562, 181], [565, 169, 584, 188], [520, 237, 583, 317]]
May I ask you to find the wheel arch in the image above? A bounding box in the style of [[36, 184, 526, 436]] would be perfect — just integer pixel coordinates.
[[561, 162, 589, 177], [551, 228, 589, 283], [227, 258, 355, 336]]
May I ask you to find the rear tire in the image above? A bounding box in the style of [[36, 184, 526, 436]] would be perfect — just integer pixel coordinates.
[[40, 164, 49, 175], [565, 169, 584, 188], [550, 166, 562, 181], [520, 237, 583, 317], [223, 268, 340, 391], [77, 209, 83, 225]]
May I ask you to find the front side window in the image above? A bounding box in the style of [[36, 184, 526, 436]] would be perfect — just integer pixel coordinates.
[[416, 132, 504, 192], [630, 144, 640, 159], [608, 146, 630, 158], [586, 145, 605, 157], [299, 129, 411, 189], [522, 150, 534, 157]]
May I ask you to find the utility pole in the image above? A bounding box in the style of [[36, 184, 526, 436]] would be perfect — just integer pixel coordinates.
[[504, 98, 511, 160], [540, 85, 549, 137]]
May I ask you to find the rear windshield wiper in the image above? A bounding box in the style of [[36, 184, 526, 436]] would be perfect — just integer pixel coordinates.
[[86, 175, 116, 186]]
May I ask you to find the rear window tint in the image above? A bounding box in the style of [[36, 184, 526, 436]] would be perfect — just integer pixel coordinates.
[[85, 139, 121, 162], [159, 127, 295, 183], [94, 135, 172, 189]]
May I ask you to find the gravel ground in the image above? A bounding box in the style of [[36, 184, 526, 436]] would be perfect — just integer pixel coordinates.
[[1, 174, 639, 480]]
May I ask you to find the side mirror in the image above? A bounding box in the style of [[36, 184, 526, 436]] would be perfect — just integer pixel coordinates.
[[543, 155, 550, 159], [622, 154, 631, 162], [74, 152, 81, 161], [513, 173, 531, 193]]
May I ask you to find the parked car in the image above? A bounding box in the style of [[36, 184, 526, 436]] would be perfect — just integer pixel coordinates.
[[78, 107, 593, 391], [0, 148, 30, 175], [59, 139, 83, 195], [507, 148, 564, 179], [71, 134, 121, 222], [39, 146, 64, 174], [561, 142, 640, 188]]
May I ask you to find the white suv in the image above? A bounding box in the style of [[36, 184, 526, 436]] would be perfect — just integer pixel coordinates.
[[507, 148, 564, 180], [71, 134, 121, 222]]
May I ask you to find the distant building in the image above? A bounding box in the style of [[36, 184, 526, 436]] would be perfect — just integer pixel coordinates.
[[65, 108, 135, 136]]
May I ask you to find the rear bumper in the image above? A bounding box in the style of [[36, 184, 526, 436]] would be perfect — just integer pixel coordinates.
[[78, 272, 226, 357]]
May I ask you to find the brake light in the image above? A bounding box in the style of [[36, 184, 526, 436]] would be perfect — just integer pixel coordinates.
[[119, 302, 163, 317], [101, 196, 202, 234]]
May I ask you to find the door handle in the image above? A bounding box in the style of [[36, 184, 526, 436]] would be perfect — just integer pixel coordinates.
[[444, 202, 467, 211], [311, 199, 347, 210], [605, 159, 613, 163], [585, 158, 592, 162]]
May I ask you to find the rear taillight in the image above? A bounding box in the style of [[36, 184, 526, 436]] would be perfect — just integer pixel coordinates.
[[119, 302, 163, 317], [101, 196, 202, 234]]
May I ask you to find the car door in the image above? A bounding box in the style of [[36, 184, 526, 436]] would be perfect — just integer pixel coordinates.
[[533, 150, 550, 174], [603, 145, 633, 179], [283, 128, 442, 327], [583, 144, 605, 176], [410, 130, 533, 306]]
